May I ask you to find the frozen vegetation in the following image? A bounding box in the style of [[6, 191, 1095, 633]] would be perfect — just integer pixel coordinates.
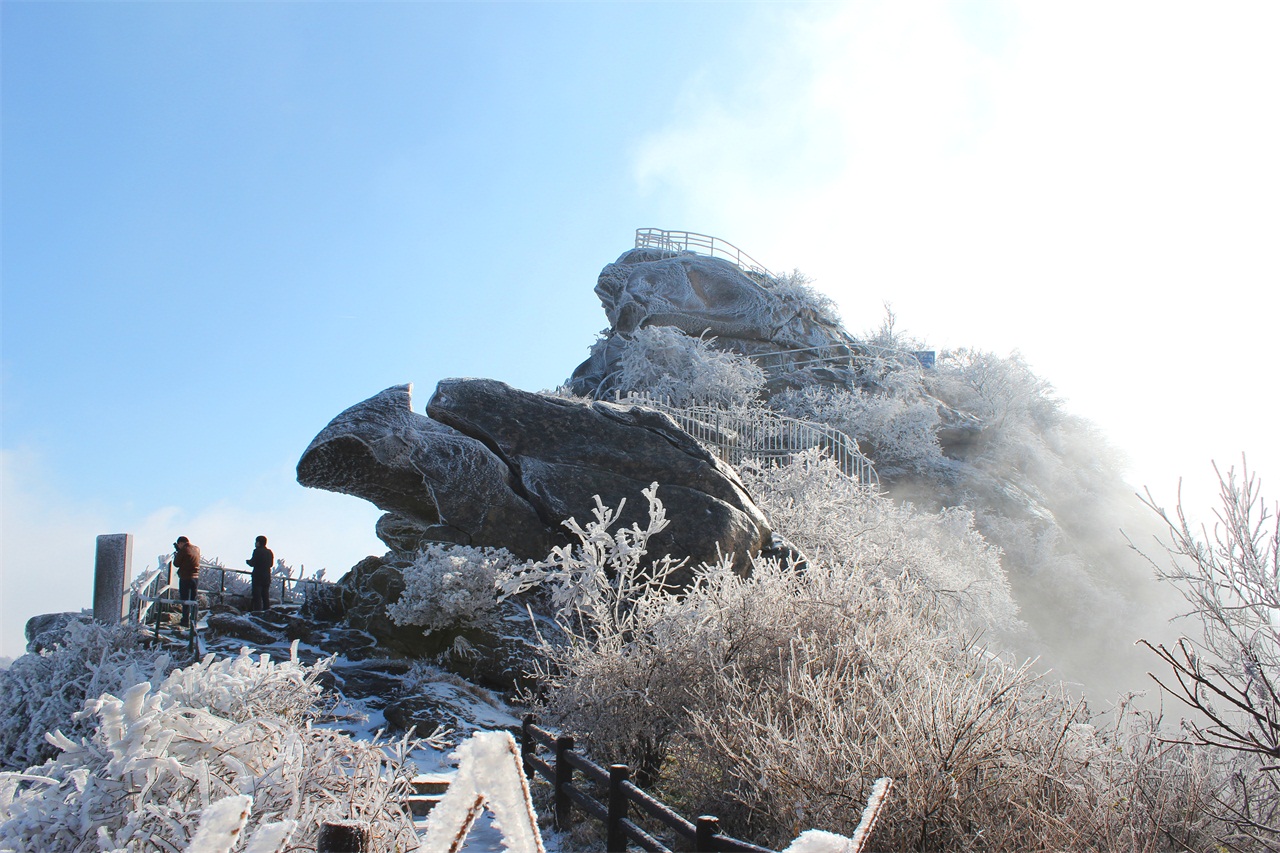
[[0, 643, 421, 851], [1, 269, 1276, 851]]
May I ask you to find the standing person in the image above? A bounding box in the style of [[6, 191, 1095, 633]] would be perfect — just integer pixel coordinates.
[[246, 535, 274, 612], [173, 536, 202, 628]]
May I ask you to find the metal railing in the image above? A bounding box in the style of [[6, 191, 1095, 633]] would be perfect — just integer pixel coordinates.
[[197, 562, 328, 607], [634, 229, 775, 279], [127, 558, 330, 633], [750, 342, 936, 377], [617, 392, 879, 488]]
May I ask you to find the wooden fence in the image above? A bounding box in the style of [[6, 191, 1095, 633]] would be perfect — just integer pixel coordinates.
[[520, 715, 893, 853], [521, 715, 771, 852]]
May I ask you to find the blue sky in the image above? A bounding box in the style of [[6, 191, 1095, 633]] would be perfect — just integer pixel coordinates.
[[4, 1, 1278, 658]]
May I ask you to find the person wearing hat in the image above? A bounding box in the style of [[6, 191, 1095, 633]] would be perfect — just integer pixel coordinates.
[[173, 535, 202, 628], [246, 535, 275, 612]]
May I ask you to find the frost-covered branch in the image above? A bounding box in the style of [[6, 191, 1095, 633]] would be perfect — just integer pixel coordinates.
[[0, 644, 419, 851], [1137, 459, 1280, 842], [388, 543, 526, 633]]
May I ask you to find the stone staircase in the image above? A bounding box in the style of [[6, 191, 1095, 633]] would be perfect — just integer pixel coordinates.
[[406, 774, 451, 826]]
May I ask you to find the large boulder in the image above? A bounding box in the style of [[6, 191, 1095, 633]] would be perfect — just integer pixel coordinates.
[[25, 612, 89, 654], [298, 379, 778, 582], [568, 248, 865, 398], [297, 385, 551, 559], [428, 378, 771, 580]]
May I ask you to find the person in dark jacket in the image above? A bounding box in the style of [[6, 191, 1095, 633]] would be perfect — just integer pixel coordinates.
[[173, 536, 202, 628], [246, 535, 274, 612]]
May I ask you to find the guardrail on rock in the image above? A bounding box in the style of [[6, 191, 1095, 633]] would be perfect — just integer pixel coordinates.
[[617, 392, 879, 488], [635, 229, 775, 280]]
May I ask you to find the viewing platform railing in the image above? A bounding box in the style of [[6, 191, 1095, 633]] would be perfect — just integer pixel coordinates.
[[128, 557, 329, 653], [635, 229, 775, 279], [616, 392, 879, 489], [752, 342, 937, 376]]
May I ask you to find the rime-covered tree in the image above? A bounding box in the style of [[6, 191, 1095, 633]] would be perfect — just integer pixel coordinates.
[[1138, 460, 1280, 847]]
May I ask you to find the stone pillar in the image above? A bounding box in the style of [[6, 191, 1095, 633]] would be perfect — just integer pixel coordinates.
[[93, 534, 133, 623]]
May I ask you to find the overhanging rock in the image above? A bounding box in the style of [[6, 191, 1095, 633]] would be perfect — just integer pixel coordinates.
[[299, 379, 779, 582]]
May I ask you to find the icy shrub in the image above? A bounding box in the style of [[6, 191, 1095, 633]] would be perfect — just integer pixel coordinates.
[[0, 620, 171, 772], [741, 450, 1019, 634], [387, 543, 526, 634], [526, 485, 1219, 851], [157, 644, 330, 725], [776, 385, 944, 476], [766, 269, 842, 326], [0, 644, 419, 852], [508, 488, 693, 784], [674, 599, 1218, 851], [1137, 460, 1280, 845], [196, 555, 249, 598], [925, 348, 1129, 510], [185, 794, 296, 853], [497, 483, 683, 633], [615, 325, 765, 408]]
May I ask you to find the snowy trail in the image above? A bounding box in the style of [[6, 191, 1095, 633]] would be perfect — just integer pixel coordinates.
[[327, 693, 561, 852]]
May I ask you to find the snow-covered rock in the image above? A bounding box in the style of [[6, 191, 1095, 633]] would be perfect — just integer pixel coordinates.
[[569, 248, 864, 398], [299, 378, 779, 582], [297, 384, 552, 559]]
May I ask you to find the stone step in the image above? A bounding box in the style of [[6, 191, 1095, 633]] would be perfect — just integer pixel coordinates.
[[406, 774, 450, 818], [406, 793, 444, 817], [411, 775, 451, 796]]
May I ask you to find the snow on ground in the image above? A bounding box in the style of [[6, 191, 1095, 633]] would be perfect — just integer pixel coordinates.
[[320, 685, 561, 852]]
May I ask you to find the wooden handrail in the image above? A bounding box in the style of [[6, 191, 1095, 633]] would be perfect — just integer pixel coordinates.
[[521, 715, 775, 853]]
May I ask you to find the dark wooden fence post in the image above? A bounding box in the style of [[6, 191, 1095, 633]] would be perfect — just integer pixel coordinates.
[[521, 714, 536, 777], [554, 734, 575, 830], [153, 590, 163, 641], [607, 764, 630, 852], [696, 816, 722, 852], [317, 820, 369, 852]]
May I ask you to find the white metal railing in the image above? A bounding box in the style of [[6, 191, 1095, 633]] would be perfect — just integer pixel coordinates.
[[127, 557, 330, 632], [617, 392, 879, 488], [750, 342, 935, 376], [634, 228, 775, 279]]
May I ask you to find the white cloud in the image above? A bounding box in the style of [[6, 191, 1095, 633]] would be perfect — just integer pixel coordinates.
[[2, 448, 110, 658], [1, 449, 383, 659]]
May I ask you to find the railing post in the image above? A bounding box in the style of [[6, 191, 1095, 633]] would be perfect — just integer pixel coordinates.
[[521, 714, 536, 778], [695, 816, 722, 852], [554, 734, 575, 831], [607, 764, 629, 852], [318, 820, 369, 852]]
